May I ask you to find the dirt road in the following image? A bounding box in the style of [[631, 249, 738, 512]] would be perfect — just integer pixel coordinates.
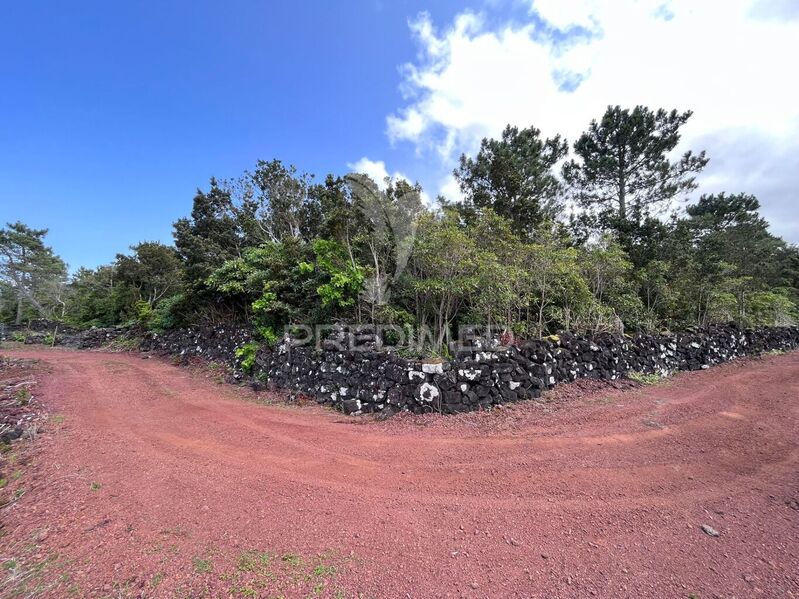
[[1, 348, 798, 598]]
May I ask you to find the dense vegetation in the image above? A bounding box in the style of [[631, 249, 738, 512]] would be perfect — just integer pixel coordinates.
[[2, 106, 797, 353]]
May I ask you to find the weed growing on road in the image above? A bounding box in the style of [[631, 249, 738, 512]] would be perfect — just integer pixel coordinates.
[[195, 548, 351, 598], [0, 551, 72, 598], [89, 482, 101, 492], [281, 553, 303, 568], [193, 556, 213, 573], [313, 563, 337, 577], [238, 550, 272, 573]]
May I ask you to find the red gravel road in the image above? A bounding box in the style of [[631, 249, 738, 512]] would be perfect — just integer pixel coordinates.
[[1, 348, 798, 598]]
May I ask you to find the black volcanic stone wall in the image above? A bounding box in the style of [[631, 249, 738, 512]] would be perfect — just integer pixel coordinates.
[[139, 326, 254, 364], [249, 324, 799, 415], [8, 321, 798, 416], [1, 320, 134, 348]]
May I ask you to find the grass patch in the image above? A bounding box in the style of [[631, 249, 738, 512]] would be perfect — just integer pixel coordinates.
[[192, 556, 213, 574], [89, 482, 101, 492], [312, 563, 336, 578], [281, 553, 303, 568], [194, 548, 349, 598], [627, 370, 667, 385], [107, 336, 142, 352], [237, 550, 271, 572]]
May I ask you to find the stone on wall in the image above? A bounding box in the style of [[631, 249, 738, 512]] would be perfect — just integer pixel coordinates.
[[21, 321, 798, 417]]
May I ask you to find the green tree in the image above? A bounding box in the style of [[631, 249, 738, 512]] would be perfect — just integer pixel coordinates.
[[684, 193, 788, 285], [310, 174, 368, 258], [467, 210, 526, 335], [345, 173, 426, 316], [206, 237, 364, 332], [0, 222, 68, 324], [310, 239, 365, 311], [173, 179, 249, 289], [524, 237, 590, 336], [64, 265, 119, 327], [408, 212, 483, 351], [454, 125, 568, 237], [206, 239, 316, 327], [579, 237, 643, 333], [238, 159, 320, 243], [115, 242, 184, 309], [564, 106, 708, 226]]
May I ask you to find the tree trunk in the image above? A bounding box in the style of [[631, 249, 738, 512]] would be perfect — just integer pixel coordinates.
[[618, 149, 627, 221]]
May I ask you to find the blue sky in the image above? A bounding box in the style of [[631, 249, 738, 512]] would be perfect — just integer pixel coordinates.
[[0, 1, 476, 269], [2, 0, 798, 271]]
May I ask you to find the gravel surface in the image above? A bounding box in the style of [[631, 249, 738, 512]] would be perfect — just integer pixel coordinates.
[[1, 348, 798, 598]]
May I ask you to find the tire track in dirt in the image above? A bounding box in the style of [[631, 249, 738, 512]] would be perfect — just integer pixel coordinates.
[[1, 347, 797, 598]]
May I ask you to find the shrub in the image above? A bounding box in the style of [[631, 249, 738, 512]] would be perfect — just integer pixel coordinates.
[[255, 325, 279, 346], [234, 342, 260, 373], [150, 293, 186, 331], [15, 387, 31, 405], [135, 300, 153, 327]]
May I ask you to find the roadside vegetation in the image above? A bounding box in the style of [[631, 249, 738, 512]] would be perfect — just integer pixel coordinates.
[[2, 106, 797, 356]]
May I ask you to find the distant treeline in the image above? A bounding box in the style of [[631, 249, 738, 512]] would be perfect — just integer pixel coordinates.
[[2, 105, 797, 354]]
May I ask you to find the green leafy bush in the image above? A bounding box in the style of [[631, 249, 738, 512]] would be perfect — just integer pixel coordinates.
[[135, 300, 153, 327], [255, 326, 279, 346], [235, 342, 260, 373], [150, 293, 186, 331]]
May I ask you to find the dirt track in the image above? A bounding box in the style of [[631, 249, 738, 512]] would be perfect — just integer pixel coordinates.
[[1, 348, 798, 598]]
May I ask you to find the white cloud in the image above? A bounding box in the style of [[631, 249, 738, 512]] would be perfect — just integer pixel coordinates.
[[346, 156, 432, 204], [347, 157, 397, 189], [384, 0, 799, 239]]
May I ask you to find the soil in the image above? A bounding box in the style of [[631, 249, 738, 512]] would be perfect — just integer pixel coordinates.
[[0, 347, 797, 598]]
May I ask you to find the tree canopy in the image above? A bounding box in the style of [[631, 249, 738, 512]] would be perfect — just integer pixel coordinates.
[[4, 104, 797, 354], [454, 125, 567, 237], [0, 222, 67, 324], [563, 106, 708, 226]]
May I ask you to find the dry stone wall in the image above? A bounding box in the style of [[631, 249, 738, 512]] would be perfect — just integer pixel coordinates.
[[4, 321, 798, 416], [250, 324, 799, 415]]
